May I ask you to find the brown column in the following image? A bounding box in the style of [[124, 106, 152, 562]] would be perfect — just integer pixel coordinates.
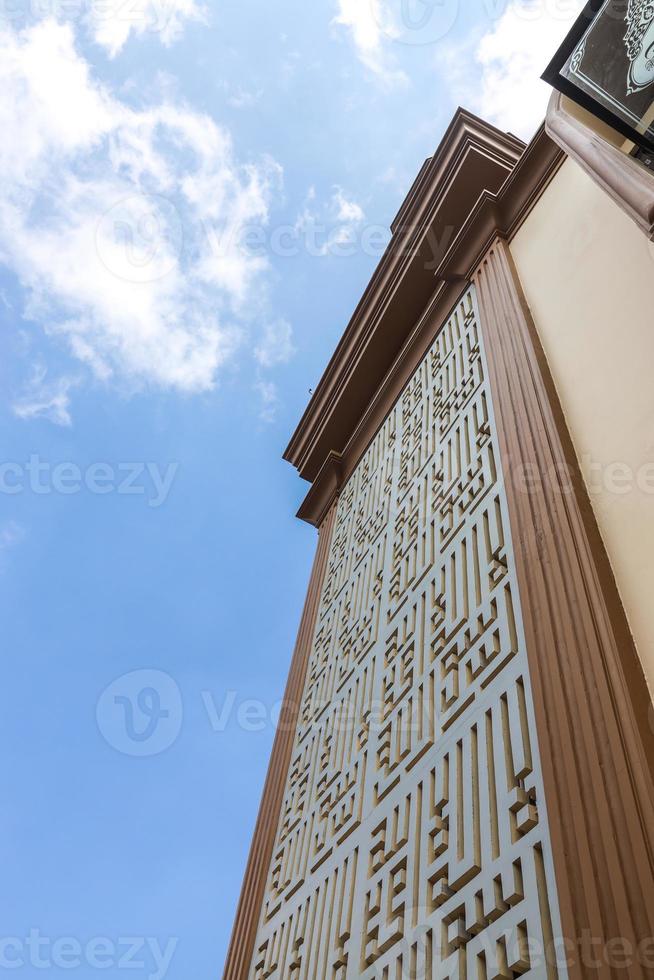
[[474, 239, 654, 979], [222, 502, 338, 980]]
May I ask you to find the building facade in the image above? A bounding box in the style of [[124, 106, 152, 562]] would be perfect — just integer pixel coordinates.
[[224, 95, 654, 979]]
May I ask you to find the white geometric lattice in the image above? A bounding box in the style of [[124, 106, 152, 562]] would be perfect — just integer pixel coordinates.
[[250, 286, 567, 980]]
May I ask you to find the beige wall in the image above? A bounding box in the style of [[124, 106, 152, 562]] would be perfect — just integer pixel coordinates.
[[511, 158, 654, 696]]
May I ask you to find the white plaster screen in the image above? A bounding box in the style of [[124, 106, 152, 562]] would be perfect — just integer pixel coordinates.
[[249, 285, 566, 980]]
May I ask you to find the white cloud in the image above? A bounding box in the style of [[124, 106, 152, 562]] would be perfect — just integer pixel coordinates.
[[254, 378, 279, 424], [326, 186, 365, 252], [294, 185, 366, 256], [254, 319, 296, 369], [88, 0, 206, 57], [0, 522, 25, 551], [226, 85, 263, 109], [0, 521, 26, 574], [443, 0, 586, 140], [332, 0, 407, 84], [0, 19, 285, 407], [13, 366, 77, 427], [332, 186, 365, 224]]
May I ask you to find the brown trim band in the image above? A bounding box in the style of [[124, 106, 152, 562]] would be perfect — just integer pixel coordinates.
[[222, 503, 337, 980], [546, 91, 654, 240], [474, 239, 654, 978]]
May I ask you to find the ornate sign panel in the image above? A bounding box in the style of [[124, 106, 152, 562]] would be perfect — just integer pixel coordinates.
[[248, 287, 566, 978], [543, 0, 654, 152]]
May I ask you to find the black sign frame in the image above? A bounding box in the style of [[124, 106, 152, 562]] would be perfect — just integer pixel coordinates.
[[542, 0, 654, 153]]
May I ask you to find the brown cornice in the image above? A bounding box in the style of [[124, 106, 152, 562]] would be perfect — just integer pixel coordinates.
[[284, 109, 525, 487], [296, 451, 342, 527], [434, 123, 565, 281], [289, 114, 564, 526]]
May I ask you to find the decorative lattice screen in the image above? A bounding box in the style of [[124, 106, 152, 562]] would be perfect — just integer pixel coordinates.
[[250, 286, 566, 980]]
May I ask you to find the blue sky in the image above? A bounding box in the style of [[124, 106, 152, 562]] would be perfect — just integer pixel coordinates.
[[0, 0, 583, 976]]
